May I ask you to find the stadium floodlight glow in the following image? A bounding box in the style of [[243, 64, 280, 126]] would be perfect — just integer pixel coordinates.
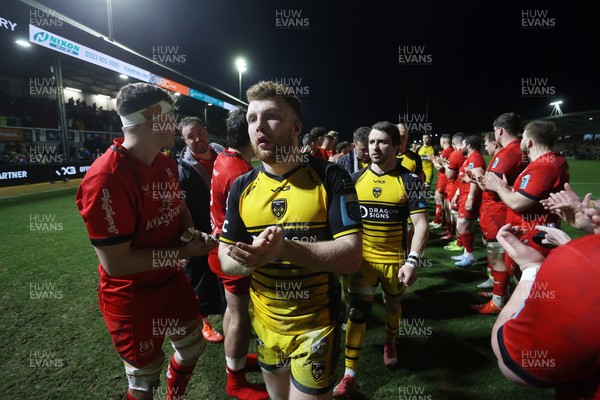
[[15, 39, 31, 48], [549, 100, 563, 116], [235, 57, 247, 100], [97, 94, 111, 99], [174, 92, 181, 96], [207, 103, 213, 107], [64, 87, 81, 92], [119, 74, 128, 79]]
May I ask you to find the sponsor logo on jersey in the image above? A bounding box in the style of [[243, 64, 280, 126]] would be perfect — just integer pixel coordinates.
[[311, 361, 325, 382], [272, 199, 287, 219], [311, 339, 327, 357], [492, 157, 500, 168], [271, 185, 290, 193], [373, 187, 382, 198], [519, 174, 530, 189]]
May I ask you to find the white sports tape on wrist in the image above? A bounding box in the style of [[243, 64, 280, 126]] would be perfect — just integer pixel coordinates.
[[520, 266, 540, 282]]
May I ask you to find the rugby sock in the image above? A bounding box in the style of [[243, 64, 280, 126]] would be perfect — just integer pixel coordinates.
[[433, 205, 443, 224], [492, 270, 509, 297], [226, 365, 268, 400], [345, 320, 366, 371], [166, 356, 195, 400], [461, 231, 474, 253], [456, 236, 463, 248], [385, 306, 401, 342], [126, 390, 137, 400]]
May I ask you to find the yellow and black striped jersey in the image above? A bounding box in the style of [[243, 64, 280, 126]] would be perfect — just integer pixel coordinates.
[[417, 145, 435, 169], [352, 160, 427, 263], [220, 157, 362, 334], [397, 149, 424, 176]]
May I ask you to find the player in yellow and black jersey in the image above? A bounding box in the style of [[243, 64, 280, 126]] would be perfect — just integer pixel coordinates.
[[333, 121, 429, 398], [218, 81, 363, 399], [416, 132, 436, 191]]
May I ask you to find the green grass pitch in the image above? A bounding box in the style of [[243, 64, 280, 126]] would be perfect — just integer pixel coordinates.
[[0, 160, 597, 399]]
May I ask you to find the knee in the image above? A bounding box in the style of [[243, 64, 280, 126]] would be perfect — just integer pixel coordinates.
[[171, 321, 205, 363], [348, 299, 372, 324]]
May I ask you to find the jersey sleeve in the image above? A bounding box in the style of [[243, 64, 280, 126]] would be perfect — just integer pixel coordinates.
[[413, 152, 424, 175], [75, 172, 136, 246], [324, 163, 362, 239], [517, 163, 562, 201], [448, 151, 461, 170], [402, 171, 428, 215], [219, 175, 253, 245], [497, 237, 600, 389]]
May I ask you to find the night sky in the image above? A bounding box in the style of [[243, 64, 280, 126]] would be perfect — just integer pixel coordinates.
[[30, 0, 600, 141]]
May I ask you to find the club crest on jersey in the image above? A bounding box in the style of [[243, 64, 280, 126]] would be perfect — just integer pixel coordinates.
[[272, 198, 287, 219], [311, 361, 325, 382], [373, 187, 382, 198], [520, 174, 531, 189]]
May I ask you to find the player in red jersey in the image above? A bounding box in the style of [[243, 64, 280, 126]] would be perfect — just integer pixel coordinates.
[[208, 108, 269, 400], [492, 223, 600, 400], [470, 113, 527, 313], [452, 135, 486, 267], [467, 132, 503, 288], [309, 126, 329, 160], [441, 133, 465, 248], [430, 134, 453, 229], [76, 83, 217, 400], [482, 120, 569, 295]]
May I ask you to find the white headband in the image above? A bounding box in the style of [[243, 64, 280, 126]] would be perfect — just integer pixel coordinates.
[[119, 100, 174, 128]]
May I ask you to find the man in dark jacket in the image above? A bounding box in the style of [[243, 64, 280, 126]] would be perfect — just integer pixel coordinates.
[[178, 116, 225, 343], [336, 126, 371, 174]]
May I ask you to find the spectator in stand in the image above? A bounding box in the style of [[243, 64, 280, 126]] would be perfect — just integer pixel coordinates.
[[78, 147, 92, 161]]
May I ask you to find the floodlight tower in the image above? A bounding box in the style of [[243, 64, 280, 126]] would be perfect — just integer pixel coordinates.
[[550, 101, 563, 116]]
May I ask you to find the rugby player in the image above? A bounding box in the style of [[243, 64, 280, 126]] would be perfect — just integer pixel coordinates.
[[470, 113, 527, 311], [492, 223, 600, 399], [218, 80, 363, 400], [76, 83, 216, 400], [207, 108, 268, 399], [481, 120, 569, 298], [416, 132, 436, 196], [430, 134, 453, 229], [333, 122, 428, 397], [441, 133, 465, 249], [451, 135, 486, 267]]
